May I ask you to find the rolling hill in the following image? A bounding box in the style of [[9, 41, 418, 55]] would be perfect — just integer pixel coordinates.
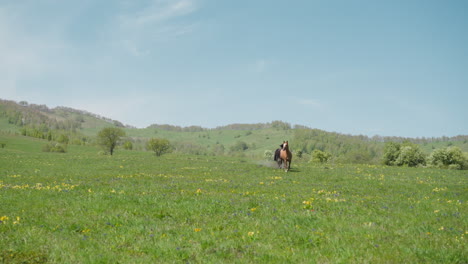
[[1, 98, 467, 163]]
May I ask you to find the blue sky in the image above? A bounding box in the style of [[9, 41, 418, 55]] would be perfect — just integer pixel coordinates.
[[1, 0, 467, 137]]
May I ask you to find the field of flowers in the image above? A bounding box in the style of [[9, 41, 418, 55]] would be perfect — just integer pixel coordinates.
[[1, 136, 467, 263]]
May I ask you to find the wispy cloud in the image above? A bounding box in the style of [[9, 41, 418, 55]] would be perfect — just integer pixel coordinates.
[[115, 0, 199, 56], [122, 0, 196, 27]]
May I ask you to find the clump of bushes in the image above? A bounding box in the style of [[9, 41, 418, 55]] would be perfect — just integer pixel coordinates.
[[42, 142, 67, 153], [428, 146, 467, 170], [383, 142, 467, 170], [383, 142, 425, 167]]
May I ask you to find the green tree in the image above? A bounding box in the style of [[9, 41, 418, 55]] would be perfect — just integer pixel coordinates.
[[146, 138, 171, 156], [97, 127, 125, 156]]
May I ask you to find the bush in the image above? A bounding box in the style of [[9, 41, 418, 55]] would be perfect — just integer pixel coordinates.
[[428, 147, 467, 170], [123, 141, 133, 150], [296, 150, 303, 159], [230, 141, 249, 152], [383, 142, 400, 166], [382, 142, 425, 167], [42, 143, 67, 153], [264, 150, 273, 161], [395, 146, 426, 167], [311, 149, 332, 163]]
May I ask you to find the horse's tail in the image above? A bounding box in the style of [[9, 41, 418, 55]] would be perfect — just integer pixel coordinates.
[[274, 149, 281, 161]]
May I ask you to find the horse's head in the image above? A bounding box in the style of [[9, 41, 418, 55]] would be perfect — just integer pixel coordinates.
[[282, 141, 289, 150]]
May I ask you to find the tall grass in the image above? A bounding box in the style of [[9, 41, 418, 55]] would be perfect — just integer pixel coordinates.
[[1, 135, 466, 263]]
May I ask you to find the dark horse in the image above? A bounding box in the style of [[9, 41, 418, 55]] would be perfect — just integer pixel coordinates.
[[274, 143, 284, 168]]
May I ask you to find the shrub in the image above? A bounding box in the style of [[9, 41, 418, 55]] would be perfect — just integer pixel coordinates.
[[230, 141, 249, 152], [296, 150, 303, 159], [428, 147, 467, 169], [383, 142, 400, 166], [123, 141, 133, 150], [382, 142, 425, 167], [42, 143, 67, 153], [395, 146, 426, 167], [264, 150, 273, 160], [311, 149, 332, 163]]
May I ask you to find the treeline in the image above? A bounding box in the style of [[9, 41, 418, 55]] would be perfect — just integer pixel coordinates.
[[215, 121, 292, 131], [147, 124, 207, 132], [0, 99, 91, 145], [0, 100, 82, 131], [293, 129, 382, 164], [0, 99, 130, 129], [371, 135, 468, 144], [148, 121, 293, 132]]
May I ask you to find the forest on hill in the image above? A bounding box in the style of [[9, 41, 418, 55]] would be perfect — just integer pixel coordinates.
[[1, 98, 467, 167]]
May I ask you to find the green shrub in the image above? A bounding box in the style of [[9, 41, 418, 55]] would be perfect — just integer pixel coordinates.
[[395, 146, 426, 167], [230, 141, 249, 152], [382, 142, 425, 167], [429, 147, 467, 170], [42, 143, 67, 153], [311, 149, 332, 163], [123, 141, 133, 150]]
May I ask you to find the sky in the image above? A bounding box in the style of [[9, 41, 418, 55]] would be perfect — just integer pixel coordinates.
[[1, 0, 467, 137]]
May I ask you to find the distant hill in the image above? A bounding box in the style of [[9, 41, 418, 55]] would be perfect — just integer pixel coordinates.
[[1, 98, 467, 163]]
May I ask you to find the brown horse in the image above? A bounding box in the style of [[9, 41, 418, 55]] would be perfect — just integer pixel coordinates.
[[279, 141, 292, 172]]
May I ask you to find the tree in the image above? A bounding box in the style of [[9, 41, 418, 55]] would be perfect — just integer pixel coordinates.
[[97, 127, 125, 155], [146, 138, 171, 156]]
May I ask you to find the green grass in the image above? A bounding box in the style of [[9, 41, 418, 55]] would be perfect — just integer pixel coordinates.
[[1, 135, 467, 263]]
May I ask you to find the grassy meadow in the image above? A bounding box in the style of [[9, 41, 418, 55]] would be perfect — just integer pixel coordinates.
[[1, 135, 467, 263]]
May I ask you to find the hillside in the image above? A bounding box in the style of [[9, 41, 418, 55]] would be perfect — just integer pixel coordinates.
[[1, 98, 467, 163]]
